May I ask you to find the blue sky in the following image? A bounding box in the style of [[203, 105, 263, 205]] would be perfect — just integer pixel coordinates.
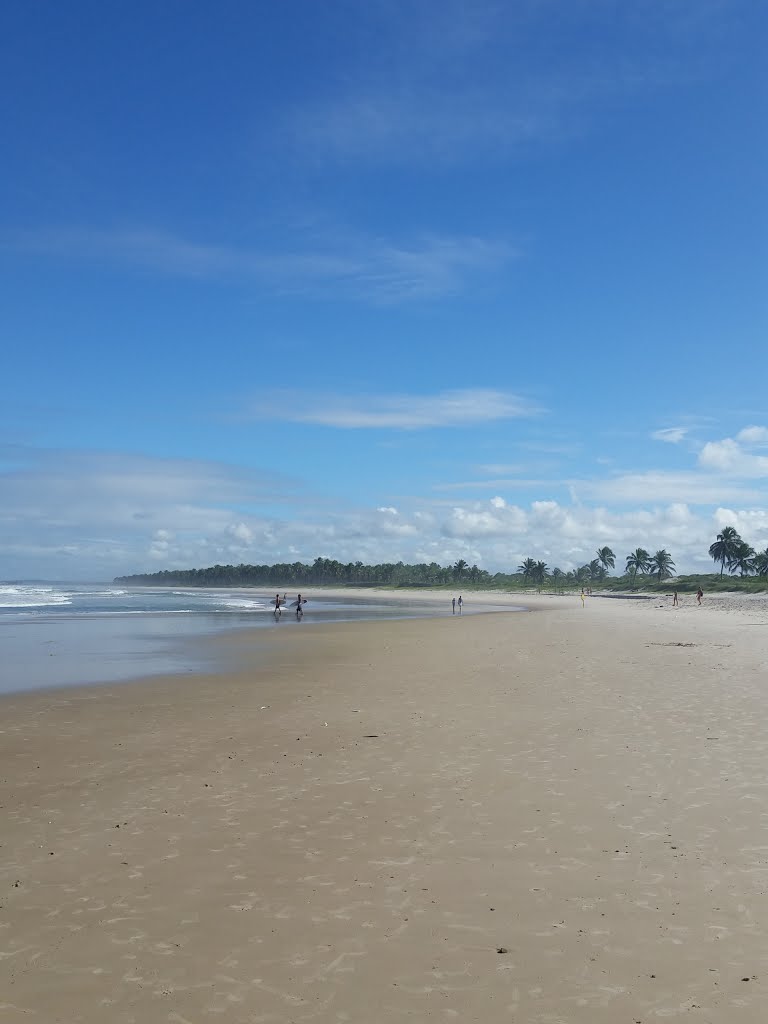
[[2, 0, 767, 581]]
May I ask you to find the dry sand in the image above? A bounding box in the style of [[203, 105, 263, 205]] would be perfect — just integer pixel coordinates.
[[2, 590, 768, 1022]]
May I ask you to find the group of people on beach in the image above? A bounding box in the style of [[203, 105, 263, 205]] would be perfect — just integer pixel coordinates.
[[273, 593, 307, 618], [451, 595, 463, 614]]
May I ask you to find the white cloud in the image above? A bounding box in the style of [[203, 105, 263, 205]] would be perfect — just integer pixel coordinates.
[[247, 388, 540, 429], [576, 470, 765, 505], [713, 508, 768, 548], [736, 425, 768, 446], [698, 438, 768, 477], [442, 502, 527, 538], [652, 427, 688, 444], [227, 522, 254, 543], [2, 419, 768, 580]]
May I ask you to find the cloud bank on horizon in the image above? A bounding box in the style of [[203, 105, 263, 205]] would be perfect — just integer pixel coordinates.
[[2, 417, 767, 580], [1, 1, 765, 580]]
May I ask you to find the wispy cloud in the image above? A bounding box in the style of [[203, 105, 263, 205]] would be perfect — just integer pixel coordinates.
[[577, 470, 765, 505], [286, 1, 735, 165], [7, 226, 513, 304], [291, 89, 562, 165], [433, 478, 553, 492], [476, 463, 527, 475], [0, 447, 300, 531], [652, 426, 689, 444], [244, 389, 541, 429]]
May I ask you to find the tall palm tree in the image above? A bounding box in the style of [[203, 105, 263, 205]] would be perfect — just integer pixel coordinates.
[[754, 549, 768, 576], [649, 549, 675, 582], [453, 558, 468, 580], [533, 561, 549, 590], [729, 540, 755, 577], [708, 526, 742, 577], [596, 546, 616, 574], [625, 548, 651, 586], [588, 558, 605, 582], [518, 557, 537, 580]]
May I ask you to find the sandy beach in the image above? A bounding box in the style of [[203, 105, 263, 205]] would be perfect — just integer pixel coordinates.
[[2, 589, 768, 1022]]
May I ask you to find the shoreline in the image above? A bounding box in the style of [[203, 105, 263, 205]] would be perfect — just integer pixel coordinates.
[[2, 593, 768, 1021], [0, 587, 528, 700]]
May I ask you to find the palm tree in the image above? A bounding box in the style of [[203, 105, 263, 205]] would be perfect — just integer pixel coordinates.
[[518, 557, 537, 581], [709, 526, 742, 577], [453, 558, 468, 580], [625, 548, 651, 587], [596, 546, 616, 575], [533, 561, 549, 590], [588, 558, 605, 582], [754, 549, 768, 576], [729, 540, 755, 577], [649, 549, 675, 582]]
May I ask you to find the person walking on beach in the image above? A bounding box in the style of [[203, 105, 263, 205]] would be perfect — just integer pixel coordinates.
[[296, 593, 304, 617], [697, 587, 703, 606], [457, 595, 463, 614], [274, 593, 281, 616], [672, 591, 679, 607], [452, 597, 456, 615]]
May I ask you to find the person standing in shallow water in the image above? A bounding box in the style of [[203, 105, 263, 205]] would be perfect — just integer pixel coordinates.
[[457, 595, 463, 614], [296, 593, 304, 617], [452, 597, 456, 615]]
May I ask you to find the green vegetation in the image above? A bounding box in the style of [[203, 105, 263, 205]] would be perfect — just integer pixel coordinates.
[[708, 526, 767, 577], [114, 528, 768, 592], [116, 557, 497, 589]]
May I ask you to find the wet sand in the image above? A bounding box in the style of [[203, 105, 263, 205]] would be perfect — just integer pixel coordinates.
[[2, 591, 768, 1022]]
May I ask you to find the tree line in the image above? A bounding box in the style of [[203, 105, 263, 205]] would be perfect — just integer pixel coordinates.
[[516, 528, 768, 588], [115, 556, 495, 589], [517, 545, 676, 587], [115, 527, 768, 590]]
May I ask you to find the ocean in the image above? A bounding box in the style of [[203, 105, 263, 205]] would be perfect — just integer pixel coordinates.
[[0, 582, 511, 695]]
